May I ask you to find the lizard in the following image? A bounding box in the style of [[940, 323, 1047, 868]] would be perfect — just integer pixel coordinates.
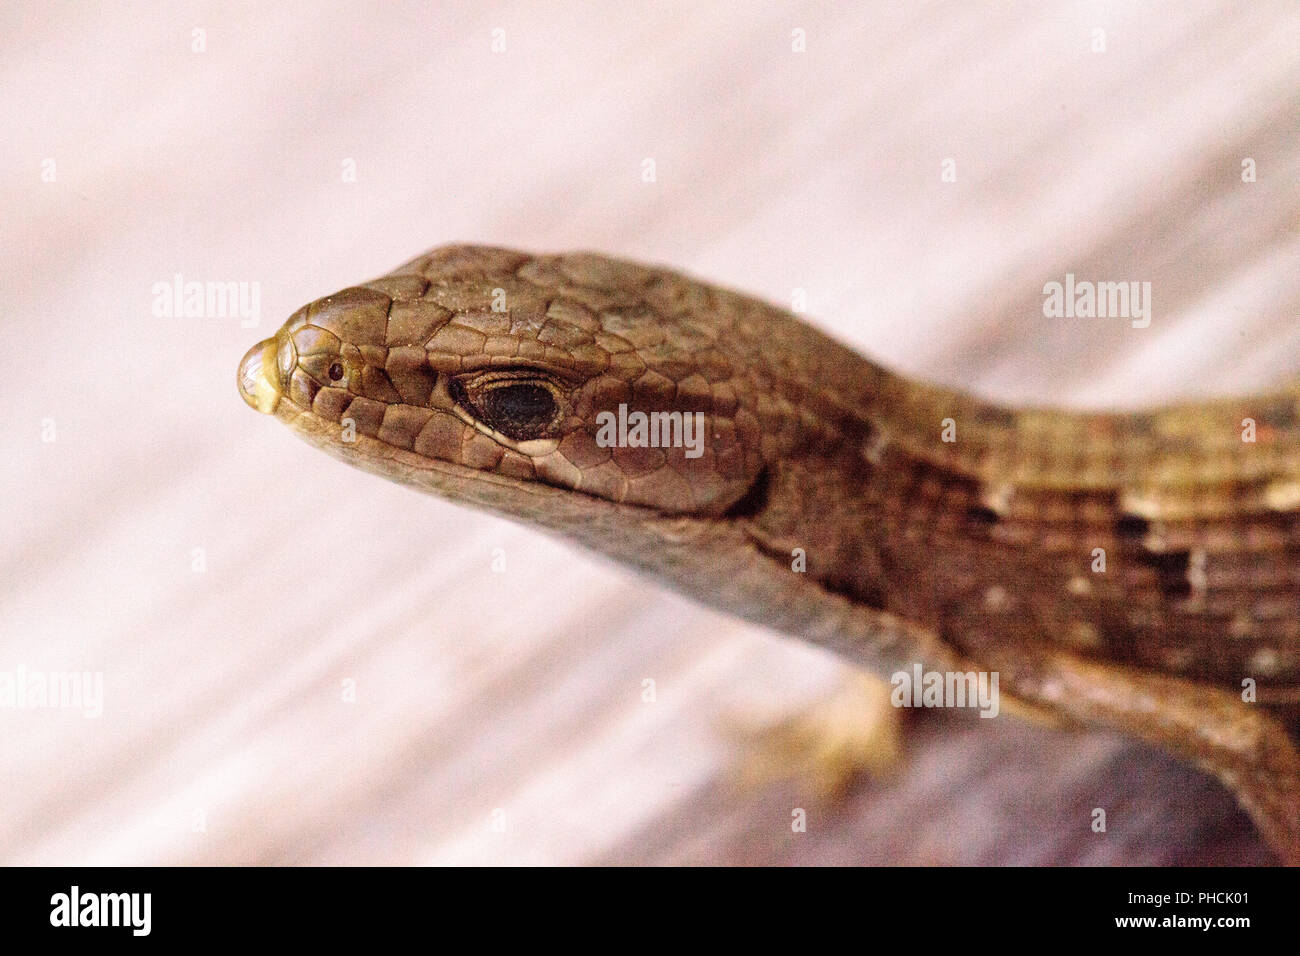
[[237, 243, 1300, 862]]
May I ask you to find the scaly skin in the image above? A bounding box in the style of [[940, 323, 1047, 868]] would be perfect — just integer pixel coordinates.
[[238, 244, 1300, 862]]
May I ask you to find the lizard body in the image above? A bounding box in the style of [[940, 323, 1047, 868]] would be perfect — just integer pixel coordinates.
[[238, 244, 1300, 861]]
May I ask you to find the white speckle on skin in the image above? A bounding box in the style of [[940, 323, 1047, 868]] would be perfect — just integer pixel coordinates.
[[1249, 648, 1282, 677], [1187, 548, 1208, 598], [1118, 491, 1163, 520], [1040, 678, 1064, 701], [1068, 620, 1101, 648], [861, 430, 890, 464], [1229, 609, 1255, 639], [983, 585, 1010, 611], [982, 484, 1015, 516], [1067, 576, 1091, 596], [1264, 480, 1300, 512]]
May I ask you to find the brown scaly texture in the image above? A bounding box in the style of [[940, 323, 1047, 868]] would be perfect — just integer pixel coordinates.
[[238, 244, 1300, 862]]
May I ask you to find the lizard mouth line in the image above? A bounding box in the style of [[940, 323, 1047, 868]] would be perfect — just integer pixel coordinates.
[[295, 407, 683, 516]]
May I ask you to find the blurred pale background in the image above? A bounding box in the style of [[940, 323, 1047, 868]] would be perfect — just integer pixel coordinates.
[[3, 1, 1298, 864]]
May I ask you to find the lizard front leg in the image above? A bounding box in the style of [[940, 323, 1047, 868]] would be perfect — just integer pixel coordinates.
[[979, 644, 1300, 864]]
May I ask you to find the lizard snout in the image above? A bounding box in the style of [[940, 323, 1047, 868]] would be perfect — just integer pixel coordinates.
[[238, 333, 294, 415]]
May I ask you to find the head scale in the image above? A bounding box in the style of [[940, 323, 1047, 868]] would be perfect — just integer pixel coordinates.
[[238, 245, 772, 518]]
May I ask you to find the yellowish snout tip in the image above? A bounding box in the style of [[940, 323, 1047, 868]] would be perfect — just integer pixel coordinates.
[[238, 338, 281, 414]]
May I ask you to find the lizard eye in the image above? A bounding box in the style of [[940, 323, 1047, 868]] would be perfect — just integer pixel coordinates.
[[451, 375, 561, 442]]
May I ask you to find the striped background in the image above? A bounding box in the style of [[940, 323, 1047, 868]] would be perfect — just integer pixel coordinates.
[[3, 1, 1297, 864]]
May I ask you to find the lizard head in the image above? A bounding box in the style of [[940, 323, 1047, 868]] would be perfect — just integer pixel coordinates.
[[237, 245, 776, 523]]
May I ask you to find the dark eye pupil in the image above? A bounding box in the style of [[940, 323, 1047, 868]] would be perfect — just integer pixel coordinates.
[[477, 383, 557, 439], [328, 362, 345, 381]]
